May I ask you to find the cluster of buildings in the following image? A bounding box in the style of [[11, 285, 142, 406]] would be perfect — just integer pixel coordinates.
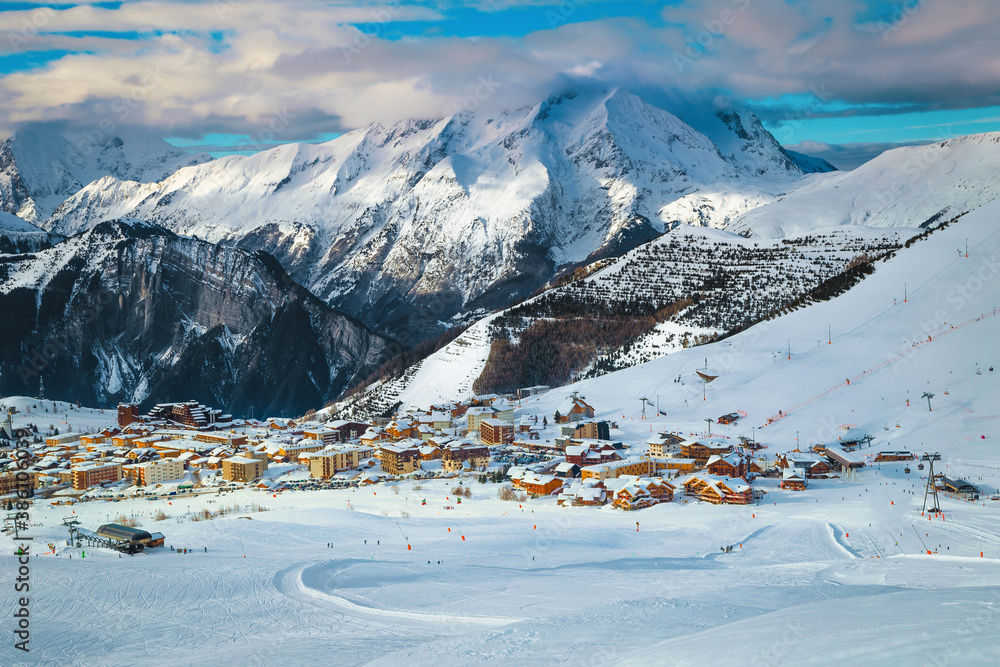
[[5, 390, 942, 515]]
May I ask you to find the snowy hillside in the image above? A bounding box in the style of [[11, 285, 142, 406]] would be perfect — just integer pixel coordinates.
[[525, 196, 1000, 456], [0, 127, 211, 224], [340, 222, 915, 416], [41, 90, 819, 336], [728, 133, 1000, 237]]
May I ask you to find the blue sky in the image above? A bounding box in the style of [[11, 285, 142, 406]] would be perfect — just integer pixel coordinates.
[[1, 1, 998, 168]]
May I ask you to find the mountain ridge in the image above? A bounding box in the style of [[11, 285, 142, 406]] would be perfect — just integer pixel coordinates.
[[37, 89, 827, 337]]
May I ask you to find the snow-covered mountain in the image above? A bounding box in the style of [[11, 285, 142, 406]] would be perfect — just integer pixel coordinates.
[[727, 133, 1000, 237], [41, 90, 824, 337], [0, 220, 389, 415], [0, 127, 212, 224]]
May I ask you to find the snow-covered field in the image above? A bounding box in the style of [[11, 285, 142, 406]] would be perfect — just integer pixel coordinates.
[[4, 184, 1000, 665], [4, 462, 999, 665]]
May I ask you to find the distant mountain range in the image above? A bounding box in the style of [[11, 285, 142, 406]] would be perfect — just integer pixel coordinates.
[[0, 127, 211, 224], [19, 90, 831, 339]]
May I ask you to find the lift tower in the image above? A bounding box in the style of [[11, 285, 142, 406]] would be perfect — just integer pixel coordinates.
[[921, 453, 942, 513]]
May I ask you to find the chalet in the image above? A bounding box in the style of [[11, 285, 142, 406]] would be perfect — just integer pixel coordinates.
[[705, 453, 749, 479], [647, 432, 686, 458], [359, 427, 391, 448], [717, 413, 740, 425], [610, 477, 674, 510], [554, 393, 595, 424], [386, 419, 415, 440], [418, 445, 441, 461], [415, 411, 452, 430], [430, 402, 464, 419], [514, 473, 563, 497], [775, 453, 834, 478], [554, 461, 581, 478], [682, 474, 753, 505], [111, 433, 142, 448], [470, 394, 500, 407], [780, 468, 807, 490], [679, 439, 733, 465], [565, 441, 622, 467], [557, 482, 607, 507]]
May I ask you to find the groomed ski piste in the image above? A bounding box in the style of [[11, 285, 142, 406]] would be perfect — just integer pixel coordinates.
[[4, 199, 1000, 665]]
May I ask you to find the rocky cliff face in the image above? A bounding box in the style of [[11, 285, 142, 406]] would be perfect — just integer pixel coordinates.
[[0, 220, 390, 416]]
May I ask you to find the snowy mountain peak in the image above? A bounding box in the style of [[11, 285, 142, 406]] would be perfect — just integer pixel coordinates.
[[0, 126, 212, 223]]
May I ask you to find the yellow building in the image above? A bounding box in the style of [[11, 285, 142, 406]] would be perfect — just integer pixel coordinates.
[[580, 458, 653, 482], [309, 447, 362, 479], [222, 456, 268, 482]]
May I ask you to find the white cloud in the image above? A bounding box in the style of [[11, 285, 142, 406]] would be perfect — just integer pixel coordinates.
[[0, 0, 998, 139]]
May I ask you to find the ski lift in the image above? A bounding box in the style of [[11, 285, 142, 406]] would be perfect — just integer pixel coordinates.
[[918, 463, 924, 470], [904, 467, 911, 474]]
